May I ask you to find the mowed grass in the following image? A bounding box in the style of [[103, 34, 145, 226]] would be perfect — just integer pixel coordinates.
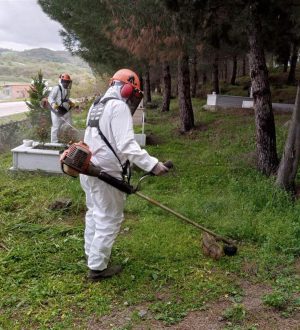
[[1, 99, 300, 329]]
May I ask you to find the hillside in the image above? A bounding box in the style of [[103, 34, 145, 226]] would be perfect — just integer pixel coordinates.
[[0, 48, 98, 98]]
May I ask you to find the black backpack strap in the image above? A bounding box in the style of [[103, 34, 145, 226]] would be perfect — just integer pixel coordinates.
[[97, 125, 129, 177], [58, 85, 68, 104]]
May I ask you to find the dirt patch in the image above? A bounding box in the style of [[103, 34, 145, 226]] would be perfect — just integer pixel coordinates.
[[167, 280, 300, 330], [87, 303, 163, 330], [193, 123, 209, 132], [294, 257, 300, 275], [88, 279, 300, 330], [241, 261, 259, 276]]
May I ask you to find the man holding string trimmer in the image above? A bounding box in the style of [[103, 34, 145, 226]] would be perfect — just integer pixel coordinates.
[[48, 73, 75, 143], [80, 69, 169, 281]]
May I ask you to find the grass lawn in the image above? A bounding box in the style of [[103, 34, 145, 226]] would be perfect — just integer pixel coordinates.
[[1, 98, 300, 329]]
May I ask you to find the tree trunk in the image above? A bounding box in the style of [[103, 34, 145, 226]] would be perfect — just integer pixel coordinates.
[[177, 54, 194, 132], [161, 62, 171, 112], [230, 55, 237, 85], [139, 74, 144, 92], [144, 66, 151, 103], [276, 84, 300, 194], [242, 56, 247, 76], [191, 56, 198, 98], [248, 2, 278, 175], [282, 58, 289, 73], [282, 43, 291, 73], [202, 72, 207, 85], [283, 59, 288, 73], [287, 42, 298, 85], [224, 59, 228, 82], [212, 54, 220, 94]]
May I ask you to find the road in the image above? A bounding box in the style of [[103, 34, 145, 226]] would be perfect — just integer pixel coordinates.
[[0, 101, 29, 118]]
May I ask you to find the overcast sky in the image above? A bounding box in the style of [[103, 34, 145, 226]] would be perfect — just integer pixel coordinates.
[[0, 0, 65, 51]]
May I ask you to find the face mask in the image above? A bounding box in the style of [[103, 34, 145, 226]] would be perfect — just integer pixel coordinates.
[[61, 79, 71, 89], [126, 88, 143, 115]]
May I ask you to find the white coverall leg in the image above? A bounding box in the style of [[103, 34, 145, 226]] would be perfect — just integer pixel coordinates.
[[50, 111, 72, 143], [79, 174, 95, 257], [81, 175, 126, 271]]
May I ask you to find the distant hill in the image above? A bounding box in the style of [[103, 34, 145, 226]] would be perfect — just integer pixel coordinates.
[[18, 48, 89, 66], [0, 48, 98, 98]]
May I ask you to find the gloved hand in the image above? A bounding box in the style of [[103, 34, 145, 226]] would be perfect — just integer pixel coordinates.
[[69, 100, 75, 108], [151, 162, 169, 176], [52, 103, 59, 110]]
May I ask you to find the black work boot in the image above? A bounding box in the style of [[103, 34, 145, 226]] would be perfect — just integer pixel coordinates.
[[88, 265, 122, 281]]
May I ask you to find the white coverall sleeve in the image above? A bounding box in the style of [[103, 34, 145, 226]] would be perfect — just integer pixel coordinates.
[[111, 102, 158, 172], [48, 86, 59, 106]]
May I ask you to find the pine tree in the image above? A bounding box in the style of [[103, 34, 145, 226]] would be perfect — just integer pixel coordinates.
[[26, 70, 51, 142]]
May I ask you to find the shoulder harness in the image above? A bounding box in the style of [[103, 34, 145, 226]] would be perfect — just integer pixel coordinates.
[[87, 97, 130, 180]]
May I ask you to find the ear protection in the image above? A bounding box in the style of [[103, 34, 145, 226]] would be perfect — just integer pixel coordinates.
[[120, 83, 134, 98]]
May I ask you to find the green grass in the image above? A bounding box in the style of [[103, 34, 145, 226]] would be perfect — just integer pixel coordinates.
[[1, 98, 300, 328]]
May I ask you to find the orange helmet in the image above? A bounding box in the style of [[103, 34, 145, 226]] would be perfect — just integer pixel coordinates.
[[111, 69, 140, 89], [61, 73, 71, 81]]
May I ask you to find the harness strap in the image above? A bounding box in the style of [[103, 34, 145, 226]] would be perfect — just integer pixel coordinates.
[[58, 85, 69, 105], [88, 97, 130, 179], [96, 125, 129, 177]]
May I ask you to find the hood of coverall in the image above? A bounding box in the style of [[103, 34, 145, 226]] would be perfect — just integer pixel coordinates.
[[101, 81, 125, 103], [101, 81, 141, 115]]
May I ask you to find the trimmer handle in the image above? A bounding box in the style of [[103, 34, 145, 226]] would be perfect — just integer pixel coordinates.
[[163, 160, 174, 169], [149, 160, 174, 176], [134, 160, 174, 192]]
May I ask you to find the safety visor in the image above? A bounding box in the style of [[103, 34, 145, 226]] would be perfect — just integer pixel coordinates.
[[61, 79, 71, 87], [126, 88, 143, 115]]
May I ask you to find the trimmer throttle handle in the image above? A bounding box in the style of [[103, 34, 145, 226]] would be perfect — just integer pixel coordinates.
[[163, 160, 173, 169], [149, 160, 174, 177]]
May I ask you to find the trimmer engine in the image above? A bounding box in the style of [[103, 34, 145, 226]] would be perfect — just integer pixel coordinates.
[[60, 141, 92, 177], [60, 142, 134, 193]]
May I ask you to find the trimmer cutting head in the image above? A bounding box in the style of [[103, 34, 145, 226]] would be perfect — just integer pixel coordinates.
[[202, 232, 237, 260], [223, 244, 238, 256]]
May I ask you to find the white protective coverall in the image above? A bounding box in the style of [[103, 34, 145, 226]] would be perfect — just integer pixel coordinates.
[[80, 84, 158, 271], [48, 83, 72, 143]]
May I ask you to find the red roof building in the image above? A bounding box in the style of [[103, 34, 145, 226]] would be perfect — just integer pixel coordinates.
[[0, 83, 31, 99]]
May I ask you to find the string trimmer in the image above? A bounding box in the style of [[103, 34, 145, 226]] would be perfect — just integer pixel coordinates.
[[60, 141, 238, 260]]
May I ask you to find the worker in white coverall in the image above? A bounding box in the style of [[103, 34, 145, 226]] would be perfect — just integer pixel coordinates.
[[80, 68, 169, 281], [48, 73, 74, 143]]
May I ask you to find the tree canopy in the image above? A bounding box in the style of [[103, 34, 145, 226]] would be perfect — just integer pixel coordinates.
[[39, 0, 300, 174]]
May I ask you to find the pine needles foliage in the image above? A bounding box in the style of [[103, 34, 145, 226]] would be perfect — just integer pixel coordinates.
[[25, 70, 51, 142]]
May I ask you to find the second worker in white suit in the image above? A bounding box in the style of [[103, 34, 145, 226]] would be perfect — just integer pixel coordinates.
[[48, 73, 75, 143], [80, 68, 169, 281]]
